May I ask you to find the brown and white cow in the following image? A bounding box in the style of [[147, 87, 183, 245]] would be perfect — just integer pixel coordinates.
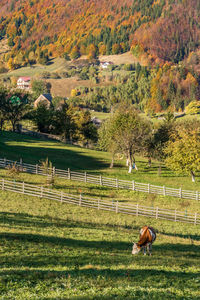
[[132, 226, 156, 256]]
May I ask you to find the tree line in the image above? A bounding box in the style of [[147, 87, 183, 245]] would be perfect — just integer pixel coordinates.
[[0, 86, 97, 146]]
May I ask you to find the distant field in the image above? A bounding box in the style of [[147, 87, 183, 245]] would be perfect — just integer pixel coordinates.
[[99, 51, 141, 65], [90, 111, 111, 120], [0, 57, 68, 78], [47, 77, 112, 98]]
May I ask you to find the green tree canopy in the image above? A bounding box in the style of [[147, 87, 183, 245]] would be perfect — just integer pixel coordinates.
[[98, 106, 152, 172], [164, 126, 200, 182], [0, 87, 31, 131]]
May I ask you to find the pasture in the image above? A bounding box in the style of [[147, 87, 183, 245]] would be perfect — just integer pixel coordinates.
[[0, 130, 200, 299], [1, 131, 200, 191], [0, 189, 200, 299]]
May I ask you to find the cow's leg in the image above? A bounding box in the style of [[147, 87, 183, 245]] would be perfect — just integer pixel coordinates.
[[148, 244, 152, 256], [143, 246, 147, 255]]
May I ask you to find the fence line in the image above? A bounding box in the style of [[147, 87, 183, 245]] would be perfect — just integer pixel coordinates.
[[0, 178, 199, 225], [0, 157, 200, 202]]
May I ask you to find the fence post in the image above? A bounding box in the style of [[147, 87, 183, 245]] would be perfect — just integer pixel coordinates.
[[156, 207, 159, 219], [116, 201, 118, 213], [68, 168, 71, 180], [85, 172, 87, 183], [163, 185, 166, 196], [148, 183, 150, 193], [194, 213, 197, 225], [79, 194, 82, 206], [100, 175, 102, 186], [196, 191, 199, 201], [116, 178, 118, 189], [4, 158, 6, 167], [22, 182, 25, 194], [20, 158, 23, 167], [179, 188, 182, 198], [61, 191, 63, 202], [53, 167, 56, 176], [40, 186, 43, 198], [2, 178, 4, 190], [98, 198, 100, 210], [136, 203, 139, 217], [36, 164, 38, 175], [174, 209, 177, 222], [132, 180, 135, 191]]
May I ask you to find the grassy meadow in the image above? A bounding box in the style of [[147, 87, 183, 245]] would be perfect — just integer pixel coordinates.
[[0, 130, 200, 299], [1, 131, 200, 191], [0, 190, 200, 299]]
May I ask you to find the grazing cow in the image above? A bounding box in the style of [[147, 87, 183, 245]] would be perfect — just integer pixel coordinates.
[[132, 226, 156, 255]]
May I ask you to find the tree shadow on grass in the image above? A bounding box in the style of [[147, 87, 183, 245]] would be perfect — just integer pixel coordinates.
[[0, 232, 131, 252], [159, 230, 200, 241], [0, 267, 199, 285], [0, 131, 109, 171], [1, 231, 200, 257], [0, 212, 138, 232]]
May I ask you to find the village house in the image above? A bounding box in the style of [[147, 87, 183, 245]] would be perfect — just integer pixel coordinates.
[[100, 61, 113, 69], [34, 94, 52, 108], [17, 77, 31, 90]]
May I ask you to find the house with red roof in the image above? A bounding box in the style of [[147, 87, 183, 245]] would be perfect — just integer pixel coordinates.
[[17, 77, 31, 90]]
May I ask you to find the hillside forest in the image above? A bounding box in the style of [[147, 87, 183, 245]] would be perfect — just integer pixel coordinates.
[[0, 0, 199, 114]]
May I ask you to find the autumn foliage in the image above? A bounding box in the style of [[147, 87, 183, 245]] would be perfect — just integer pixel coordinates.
[[0, 0, 199, 72]]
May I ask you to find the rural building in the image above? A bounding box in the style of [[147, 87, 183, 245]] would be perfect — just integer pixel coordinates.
[[17, 77, 31, 90], [100, 61, 113, 69], [91, 116, 102, 127], [34, 94, 52, 108]]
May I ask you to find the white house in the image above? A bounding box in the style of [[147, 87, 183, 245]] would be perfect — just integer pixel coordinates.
[[17, 77, 31, 90], [100, 61, 113, 69]]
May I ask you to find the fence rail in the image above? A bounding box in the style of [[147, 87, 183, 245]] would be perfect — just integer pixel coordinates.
[[0, 178, 199, 225], [0, 157, 200, 202]]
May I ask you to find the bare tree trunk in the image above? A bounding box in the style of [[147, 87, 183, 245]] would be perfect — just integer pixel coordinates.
[[126, 158, 129, 167], [110, 153, 114, 168], [148, 157, 151, 167], [191, 171, 195, 182], [158, 163, 162, 176], [128, 152, 132, 173], [11, 120, 16, 132]]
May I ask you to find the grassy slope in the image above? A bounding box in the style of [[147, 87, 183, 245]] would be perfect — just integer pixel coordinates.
[[1, 131, 200, 190], [1, 58, 68, 78], [0, 131, 200, 298], [0, 190, 199, 299], [1, 131, 200, 215]]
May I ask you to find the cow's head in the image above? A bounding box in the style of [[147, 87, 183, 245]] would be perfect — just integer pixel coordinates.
[[132, 243, 141, 255]]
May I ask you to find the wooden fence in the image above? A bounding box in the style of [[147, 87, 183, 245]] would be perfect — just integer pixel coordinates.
[[0, 178, 199, 225], [0, 157, 200, 202]]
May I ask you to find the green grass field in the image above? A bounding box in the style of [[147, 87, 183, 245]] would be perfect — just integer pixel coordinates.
[[0, 58, 69, 78], [0, 130, 200, 299], [0, 190, 200, 299], [1, 131, 200, 191]]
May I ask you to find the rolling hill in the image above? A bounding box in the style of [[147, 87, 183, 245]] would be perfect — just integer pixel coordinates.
[[0, 0, 199, 68]]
